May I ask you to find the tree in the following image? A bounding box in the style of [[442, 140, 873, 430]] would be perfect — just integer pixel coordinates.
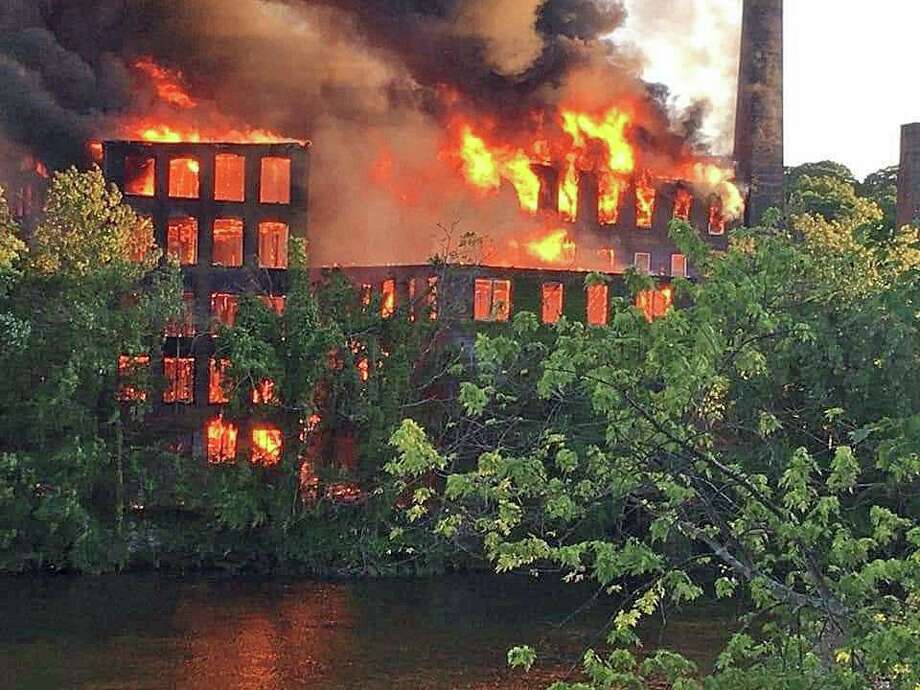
[[387, 203, 920, 687], [0, 167, 181, 572]]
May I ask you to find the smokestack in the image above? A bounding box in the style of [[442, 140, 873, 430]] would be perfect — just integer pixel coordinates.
[[734, 0, 784, 226], [896, 123, 920, 228]]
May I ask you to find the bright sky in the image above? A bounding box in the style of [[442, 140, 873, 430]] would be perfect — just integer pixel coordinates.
[[619, 0, 920, 180]]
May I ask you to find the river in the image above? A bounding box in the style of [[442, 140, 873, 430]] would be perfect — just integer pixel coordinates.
[[0, 573, 734, 689]]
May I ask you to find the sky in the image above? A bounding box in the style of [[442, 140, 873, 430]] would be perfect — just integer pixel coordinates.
[[619, 0, 920, 180]]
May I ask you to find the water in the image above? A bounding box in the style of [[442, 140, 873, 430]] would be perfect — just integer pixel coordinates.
[[0, 573, 733, 689]]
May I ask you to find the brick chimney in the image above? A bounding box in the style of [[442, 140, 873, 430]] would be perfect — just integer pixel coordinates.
[[896, 123, 920, 228], [734, 0, 784, 226]]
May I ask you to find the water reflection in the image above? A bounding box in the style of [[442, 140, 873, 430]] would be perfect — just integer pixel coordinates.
[[0, 574, 732, 690]]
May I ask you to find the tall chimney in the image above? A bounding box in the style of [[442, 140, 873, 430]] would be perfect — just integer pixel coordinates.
[[896, 123, 920, 228], [734, 0, 784, 225]]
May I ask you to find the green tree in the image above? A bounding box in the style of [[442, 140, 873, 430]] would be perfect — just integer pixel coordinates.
[[388, 205, 919, 687]]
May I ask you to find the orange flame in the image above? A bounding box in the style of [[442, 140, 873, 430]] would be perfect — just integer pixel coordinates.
[[673, 186, 693, 221], [598, 172, 623, 225], [458, 126, 540, 213], [525, 229, 576, 264], [134, 57, 197, 110], [635, 172, 656, 229]]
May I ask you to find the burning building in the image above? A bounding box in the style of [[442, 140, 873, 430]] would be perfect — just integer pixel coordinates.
[[1, 0, 786, 465]]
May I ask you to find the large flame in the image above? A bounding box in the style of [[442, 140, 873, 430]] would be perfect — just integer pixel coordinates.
[[525, 229, 576, 264]]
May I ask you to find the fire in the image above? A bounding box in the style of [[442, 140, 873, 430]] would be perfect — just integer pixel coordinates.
[[459, 126, 540, 213], [674, 186, 693, 221], [558, 154, 579, 222], [560, 108, 634, 175], [525, 229, 576, 264], [598, 172, 623, 225], [635, 172, 656, 228], [134, 57, 196, 110]]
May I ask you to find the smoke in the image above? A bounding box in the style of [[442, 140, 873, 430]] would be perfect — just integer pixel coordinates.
[[0, 0, 740, 265]]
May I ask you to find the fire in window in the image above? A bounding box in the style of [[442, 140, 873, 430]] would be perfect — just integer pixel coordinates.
[[586, 283, 609, 326], [211, 292, 239, 330], [214, 153, 245, 202], [634, 252, 651, 274], [258, 222, 289, 269], [635, 172, 656, 229], [360, 284, 372, 309], [166, 292, 197, 337], [673, 187, 693, 221], [636, 286, 673, 322], [251, 425, 283, 466], [599, 173, 623, 225], [671, 254, 687, 278], [117, 354, 150, 401], [168, 158, 200, 199], [130, 216, 155, 263], [474, 278, 511, 322], [541, 282, 564, 325], [163, 357, 195, 404], [125, 155, 155, 197], [167, 217, 198, 265], [206, 417, 238, 464], [251, 379, 276, 405], [209, 358, 231, 404], [260, 157, 291, 204], [708, 196, 726, 235], [427, 277, 439, 320], [381, 278, 396, 318], [212, 218, 243, 267], [260, 295, 285, 315]]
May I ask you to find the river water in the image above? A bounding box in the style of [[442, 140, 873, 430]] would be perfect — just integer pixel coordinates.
[[0, 573, 733, 689]]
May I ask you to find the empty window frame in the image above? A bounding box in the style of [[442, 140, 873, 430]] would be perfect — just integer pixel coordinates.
[[381, 278, 396, 318], [541, 282, 564, 325], [260, 157, 291, 204], [258, 221, 289, 268], [634, 252, 651, 274], [124, 155, 155, 197], [163, 357, 195, 404], [210, 292, 240, 330], [473, 278, 511, 322], [251, 425, 283, 466], [209, 358, 231, 404], [166, 291, 197, 338], [117, 354, 150, 401], [671, 253, 687, 278], [166, 217, 198, 265], [586, 283, 609, 326], [206, 417, 238, 464], [168, 158, 200, 199], [212, 218, 243, 267], [214, 153, 245, 202]]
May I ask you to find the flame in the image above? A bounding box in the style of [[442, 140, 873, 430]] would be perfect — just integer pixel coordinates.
[[525, 229, 576, 264], [598, 172, 623, 225], [558, 155, 579, 222], [134, 57, 196, 109], [560, 108, 634, 174], [635, 171, 656, 228], [458, 126, 540, 212], [674, 186, 693, 221]]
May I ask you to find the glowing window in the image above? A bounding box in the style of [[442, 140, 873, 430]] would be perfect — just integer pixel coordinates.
[[586, 284, 609, 326], [673, 187, 693, 221], [427, 277, 439, 320], [168, 158, 200, 199], [634, 252, 651, 274], [260, 157, 291, 204], [260, 295, 285, 315], [251, 425, 283, 466], [599, 172, 623, 225], [541, 282, 564, 325], [381, 278, 396, 318], [206, 417, 238, 464], [130, 216, 155, 263], [636, 286, 674, 322], [251, 379, 275, 405], [214, 153, 245, 202], [212, 218, 243, 267], [258, 221, 288, 269], [361, 284, 372, 309], [635, 173, 656, 229], [166, 217, 198, 265], [163, 357, 194, 404], [166, 292, 197, 338], [211, 292, 239, 330], [708, 197, 726, 235], [209, 358, 231, 404], [671, 254, 687, 278], [124, 156, 155, 197], [117, 354, 150, 401], [474, 278, 511, 322]]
